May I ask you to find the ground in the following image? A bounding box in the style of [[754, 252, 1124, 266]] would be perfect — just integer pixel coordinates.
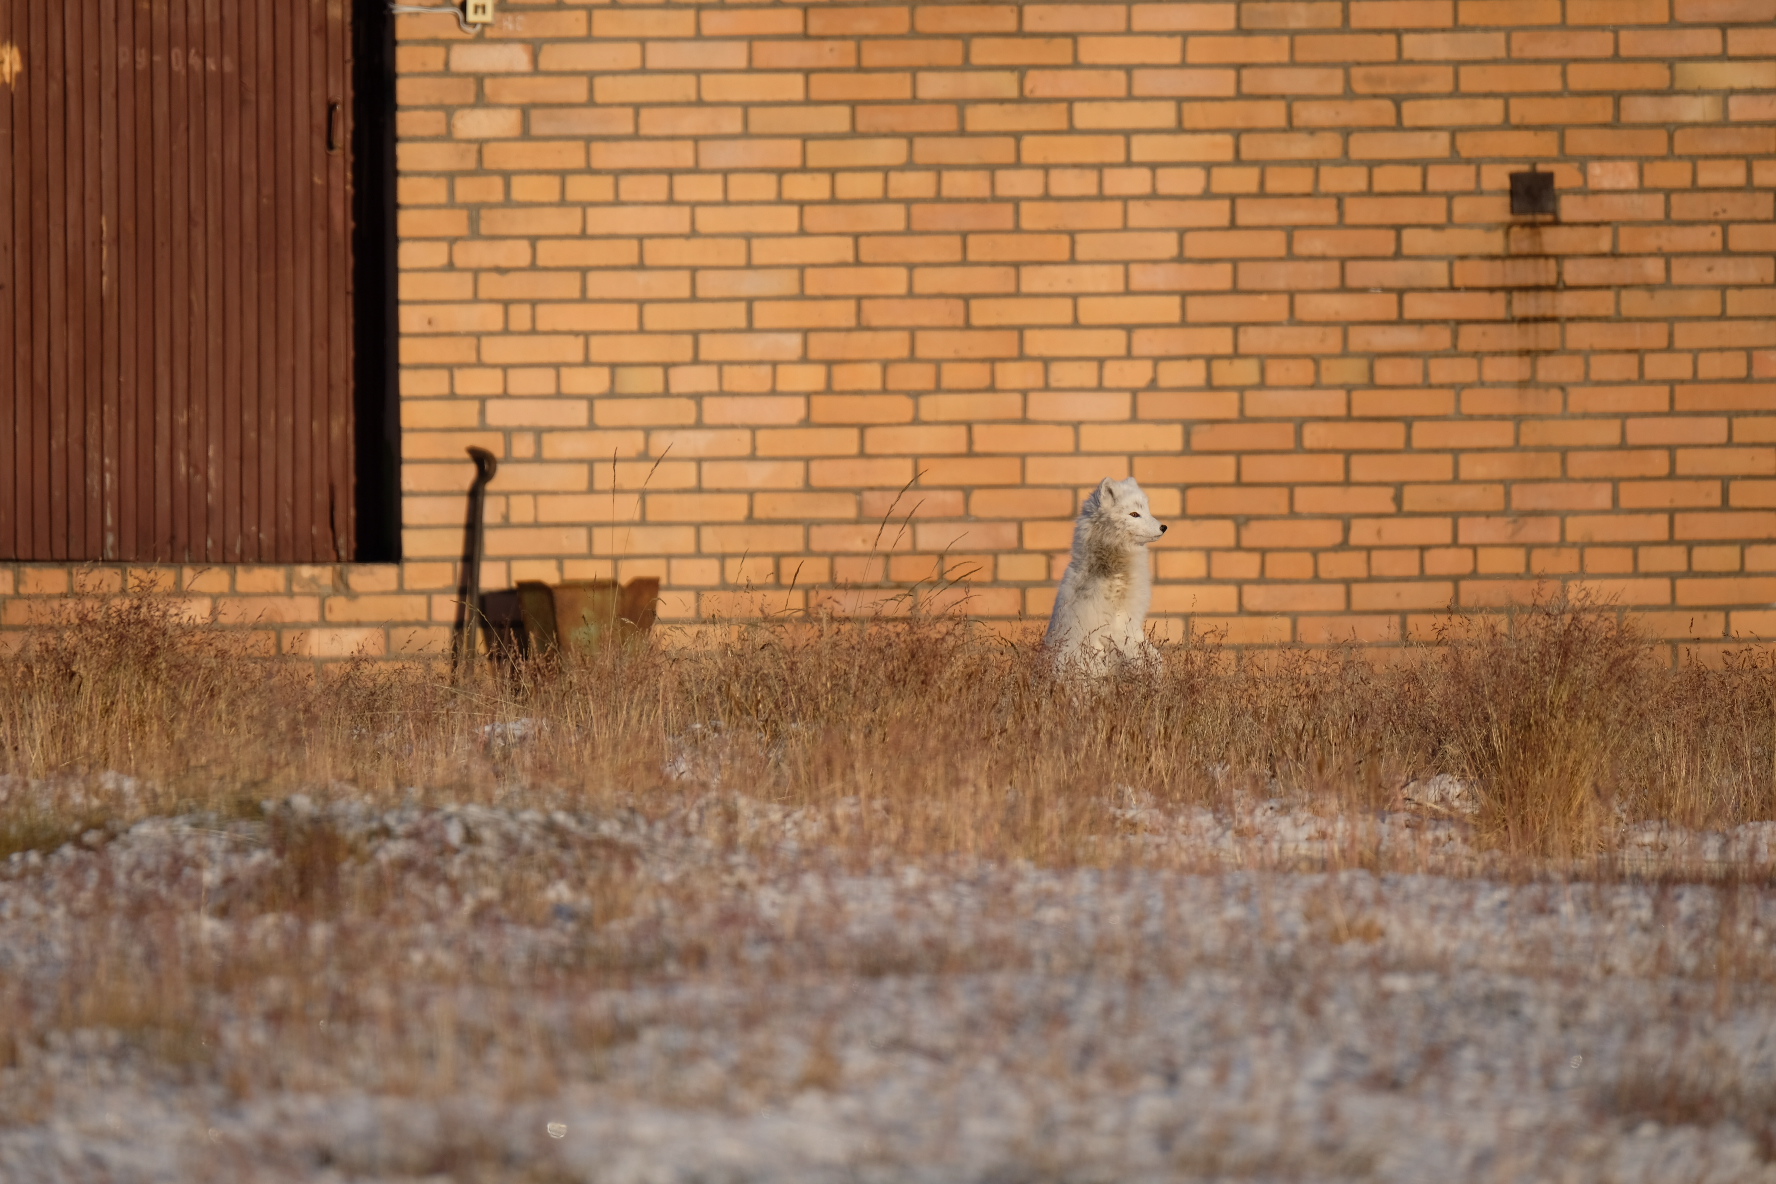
[[2, 787, 1774, 1184]]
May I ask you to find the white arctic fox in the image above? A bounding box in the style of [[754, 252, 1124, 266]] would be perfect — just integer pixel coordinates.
[[1044, 476, 1168, 668]]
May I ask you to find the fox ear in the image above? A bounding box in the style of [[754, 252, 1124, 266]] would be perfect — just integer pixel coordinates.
[[1096, 476, 1117, 504]]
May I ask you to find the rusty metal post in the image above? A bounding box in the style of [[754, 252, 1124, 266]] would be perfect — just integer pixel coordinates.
[[453, 446, 499, 674]]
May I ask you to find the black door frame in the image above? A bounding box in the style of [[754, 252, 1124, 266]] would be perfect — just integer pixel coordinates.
[[352, 0, 401, 563]]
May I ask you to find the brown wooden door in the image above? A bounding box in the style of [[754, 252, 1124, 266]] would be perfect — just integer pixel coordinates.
[[0, 0, 356, 563]]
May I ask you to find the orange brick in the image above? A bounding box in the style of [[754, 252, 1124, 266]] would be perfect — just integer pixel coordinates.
[[1295, 228, 1399, 258], [283, 628, 387, 660], [910, 328, 1019, 359], [1238, 131, 1348, 160], [1242, 582, 1346, 612], [1184, 99, 1289, 129], [1676, 577, 1776, 607], [1130, 132, 1239, 162], [1295, 485, 1399, 514], [1569, 451, 1669, 479], [1621, 481, 1725, 510], [1352, 64, 1455, 94], [1241, 65, 1346, 95], [1401, 97, 1505, 128], [864, 424, 970, 454], [1298, 292, 1400, 323], [1191, 486, 1293, 516], [1348, 581, 1455, 611], [1188, 34, 1290, 64], [450, 42, 533, 73], [1234, 261, 1337, 291], [1187, 422, 1293, 452], [1679, 448, 1776, 477], [1080, 294, 1185, 324], [1404, 484, 1507, 512], [695, 522, 807, 556], [1075, 231, 1184, 260], [701, 460, 805, 491]]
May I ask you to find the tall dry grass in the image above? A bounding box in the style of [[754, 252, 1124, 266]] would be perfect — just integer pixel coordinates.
[[1, 592, 1773, 862]]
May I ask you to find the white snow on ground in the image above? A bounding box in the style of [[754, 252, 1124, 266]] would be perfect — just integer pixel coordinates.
[[2, 792, 1775, 1182], [1114, 791, 1776, 875]]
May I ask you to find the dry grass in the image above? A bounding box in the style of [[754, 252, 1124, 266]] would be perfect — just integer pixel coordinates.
[[4, 596, 1776, 1180], [1, 592, 1774, 864], [1604, 1039, 1776, 1161]]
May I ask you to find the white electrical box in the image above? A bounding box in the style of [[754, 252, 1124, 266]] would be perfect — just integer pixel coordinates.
[[464, 0, 494, 24]]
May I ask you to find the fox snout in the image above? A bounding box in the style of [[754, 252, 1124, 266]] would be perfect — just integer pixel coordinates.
[[1160, 523, 1168, 533]]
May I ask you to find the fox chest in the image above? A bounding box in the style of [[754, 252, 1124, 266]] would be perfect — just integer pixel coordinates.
[[1079, 544, 1138, 609]]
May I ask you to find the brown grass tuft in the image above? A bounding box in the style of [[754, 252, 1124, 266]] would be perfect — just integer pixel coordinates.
[[1424, 594, 1658, 855], [1602, 1045, 1776, 1162]]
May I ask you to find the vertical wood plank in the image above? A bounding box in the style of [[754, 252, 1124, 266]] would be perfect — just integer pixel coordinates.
[[306, 0, 331, 559], [328, 0, 354, 558], [42, 0, 65, 559], [147, 0, 171, 559], [197, 0, 223, 560], [177, 0, 199, 559], [237, 0, 263, 563], [127, 0, 153, 564], [166, 0, 192, 561], [189, 0, 216, 560], [26, 0, 50, 559], [272, 0, 296, 561], [0, 0, 18, 559], [287, 0, 314, 561], [219, 0, 242, 562], [59, 0, 86, 560], [79, 0, 104, 559], [253, 0, 278, 563], [98, 0, 121, 560]]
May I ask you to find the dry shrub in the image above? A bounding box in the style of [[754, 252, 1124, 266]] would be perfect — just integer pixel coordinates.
[[1641, 645, 1776, 831], [1422, 594, 1656, 855], [1215, 642, 1423, 809], [1420, 594, 1776, 854], [0, 597, 276, 789], [1, 592, 1773, 863], [1601, 1042, 1776, 1162]]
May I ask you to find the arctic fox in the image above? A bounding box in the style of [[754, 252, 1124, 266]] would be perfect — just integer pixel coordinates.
[[1044, 476, 1168, 668]]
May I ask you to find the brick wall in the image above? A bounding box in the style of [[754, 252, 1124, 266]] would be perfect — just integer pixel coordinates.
[[5, 0, 1776, 657]]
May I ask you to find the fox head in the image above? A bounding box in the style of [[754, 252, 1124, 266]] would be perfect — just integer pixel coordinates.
[[1084, 476, 1168, 546]]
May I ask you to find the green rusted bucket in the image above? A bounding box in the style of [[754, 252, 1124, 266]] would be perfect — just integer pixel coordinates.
[[504, 578, 658, 656]]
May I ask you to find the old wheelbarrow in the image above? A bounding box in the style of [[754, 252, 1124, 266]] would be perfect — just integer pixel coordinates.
[[480, 577, 660, 659], [454, 446, 659, 665]]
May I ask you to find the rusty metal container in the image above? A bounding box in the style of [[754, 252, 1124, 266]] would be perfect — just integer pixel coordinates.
[[478, 577, 659, 660], [550, 578, 659, 649]]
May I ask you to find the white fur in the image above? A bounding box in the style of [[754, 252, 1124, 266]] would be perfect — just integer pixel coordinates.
[[1044, 476, 1168, 669]]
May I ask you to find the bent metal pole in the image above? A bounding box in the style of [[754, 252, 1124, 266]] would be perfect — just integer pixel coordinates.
[[454, 447, 500, 674]]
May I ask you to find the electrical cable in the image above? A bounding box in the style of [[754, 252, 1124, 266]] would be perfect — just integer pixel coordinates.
[[389, 3, 478, 34]]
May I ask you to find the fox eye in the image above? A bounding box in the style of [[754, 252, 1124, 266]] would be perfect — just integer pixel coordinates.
[[1130, 512, 1140, 517]]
